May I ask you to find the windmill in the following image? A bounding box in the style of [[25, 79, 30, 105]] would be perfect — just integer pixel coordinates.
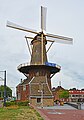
[[6, 6, 73, 107]]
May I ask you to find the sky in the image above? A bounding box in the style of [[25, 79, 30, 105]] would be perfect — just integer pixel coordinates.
[[0, 0, 84, 96]]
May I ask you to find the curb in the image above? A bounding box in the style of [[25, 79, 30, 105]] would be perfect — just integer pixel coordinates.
[[30, 104, 50, 120]]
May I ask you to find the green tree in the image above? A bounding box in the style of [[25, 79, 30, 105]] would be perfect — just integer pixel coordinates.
[[59, 90, 69, 99], [0, 85, 12, 98]]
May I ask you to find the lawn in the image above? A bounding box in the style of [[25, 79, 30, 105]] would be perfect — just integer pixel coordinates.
[[0, 106, 44, 120]]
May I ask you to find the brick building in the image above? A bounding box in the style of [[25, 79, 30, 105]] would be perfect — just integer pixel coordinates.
[[16, 76, 54, 106], [16, 79, 30, 101], [52, 86, 65, 101]]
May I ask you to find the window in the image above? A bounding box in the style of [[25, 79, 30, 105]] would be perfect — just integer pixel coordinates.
[[72, 95, 75, 97], [37, 98, 41, 103], [23, 85, 26, 91]]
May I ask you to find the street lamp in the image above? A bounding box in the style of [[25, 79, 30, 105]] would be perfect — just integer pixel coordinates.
[[38, 83, 44, 108], [0, 70, 6, 107]]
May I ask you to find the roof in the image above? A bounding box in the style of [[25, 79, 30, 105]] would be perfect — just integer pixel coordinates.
[[69, 90, 84, 94], [16, 78, 30, 87], [52, 86, 65, 92]]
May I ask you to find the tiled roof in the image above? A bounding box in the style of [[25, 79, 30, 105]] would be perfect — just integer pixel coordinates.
[[52, 86, 65, 92], [69, 90, 84, 94], [16, 78, 30, 87]]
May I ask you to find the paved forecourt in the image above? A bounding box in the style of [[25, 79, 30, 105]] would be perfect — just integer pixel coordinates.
[[37, 104, 84, 120]]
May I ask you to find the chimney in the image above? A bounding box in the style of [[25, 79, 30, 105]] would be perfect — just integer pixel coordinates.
[[21, 79, 22, 83]]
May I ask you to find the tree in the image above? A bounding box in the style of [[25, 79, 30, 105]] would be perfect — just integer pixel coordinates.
[[69, 88, 76, 90], [0, 85, 12, 98], [59, 90, 69, 99]]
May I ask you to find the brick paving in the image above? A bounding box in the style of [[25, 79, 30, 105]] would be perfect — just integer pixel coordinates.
[[36, 104, 84, 120], [30, 103, 84, 120], [38, 109, 84, 120]]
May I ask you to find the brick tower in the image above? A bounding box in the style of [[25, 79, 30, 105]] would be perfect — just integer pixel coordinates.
[[17, 32, 61, 107]]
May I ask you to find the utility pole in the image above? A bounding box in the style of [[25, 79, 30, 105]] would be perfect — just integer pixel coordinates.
[[4, 71, 6, 107]]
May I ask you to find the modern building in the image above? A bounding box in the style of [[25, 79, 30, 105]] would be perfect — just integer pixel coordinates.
[[69, 89, 84, 102], [52, 86, 84, 103]]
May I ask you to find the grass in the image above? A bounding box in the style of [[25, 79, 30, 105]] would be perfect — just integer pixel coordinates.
[[0, 106, 44, 120]]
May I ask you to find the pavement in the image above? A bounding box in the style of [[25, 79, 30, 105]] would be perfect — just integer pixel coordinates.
[[38, 104, 77, 110], [36, 104, 84, 120]]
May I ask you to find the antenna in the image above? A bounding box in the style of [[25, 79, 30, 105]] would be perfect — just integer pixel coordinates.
[[59, 81, 61, 86]]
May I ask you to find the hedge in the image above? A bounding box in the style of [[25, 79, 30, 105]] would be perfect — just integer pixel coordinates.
[[6, 101, 29, 107]]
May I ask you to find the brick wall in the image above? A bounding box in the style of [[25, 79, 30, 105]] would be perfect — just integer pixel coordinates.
[[16, 84, 30, 101], [30, 98, 54, 107]]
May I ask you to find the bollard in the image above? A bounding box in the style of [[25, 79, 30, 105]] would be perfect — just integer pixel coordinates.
[[78, 103, 81, 110]]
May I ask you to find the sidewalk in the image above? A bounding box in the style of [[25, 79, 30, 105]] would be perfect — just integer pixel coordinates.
[[38, 104, 77, 110]]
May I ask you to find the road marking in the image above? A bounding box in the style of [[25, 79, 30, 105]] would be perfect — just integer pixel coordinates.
[[48, 112, 65, 115]]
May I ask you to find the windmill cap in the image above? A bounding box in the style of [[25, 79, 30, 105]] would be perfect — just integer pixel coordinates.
[[31, 32, 47, 44]]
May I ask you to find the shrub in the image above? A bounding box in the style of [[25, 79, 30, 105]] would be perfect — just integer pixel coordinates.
[[17, 101, 29, 106], [6, 100, 29, 107], [6, 101, 16, 107]]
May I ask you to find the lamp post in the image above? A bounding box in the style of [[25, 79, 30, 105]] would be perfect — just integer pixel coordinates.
[[0, 70, 6, 107], [38, 83, 44, 108]]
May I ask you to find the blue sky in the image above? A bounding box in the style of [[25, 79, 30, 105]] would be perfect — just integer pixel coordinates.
[[0, 0, 84, 95]]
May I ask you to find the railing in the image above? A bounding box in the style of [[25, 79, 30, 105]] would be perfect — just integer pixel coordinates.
[[17, 62, 30, 69], [17, 62, 61, 71]]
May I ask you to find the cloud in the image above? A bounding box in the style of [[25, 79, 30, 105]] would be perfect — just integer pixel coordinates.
[[51, 58, 84, 89], [0, 0, 84, 95]]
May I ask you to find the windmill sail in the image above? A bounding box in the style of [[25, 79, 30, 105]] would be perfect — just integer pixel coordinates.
[[41, 6, 47, 31], [46, 33, 73, 44], [7, 21, 38, 34]]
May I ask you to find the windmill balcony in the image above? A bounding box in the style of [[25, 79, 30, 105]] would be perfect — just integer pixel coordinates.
[[17, 62, 61, 71], [17, 62, 30, 70]]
